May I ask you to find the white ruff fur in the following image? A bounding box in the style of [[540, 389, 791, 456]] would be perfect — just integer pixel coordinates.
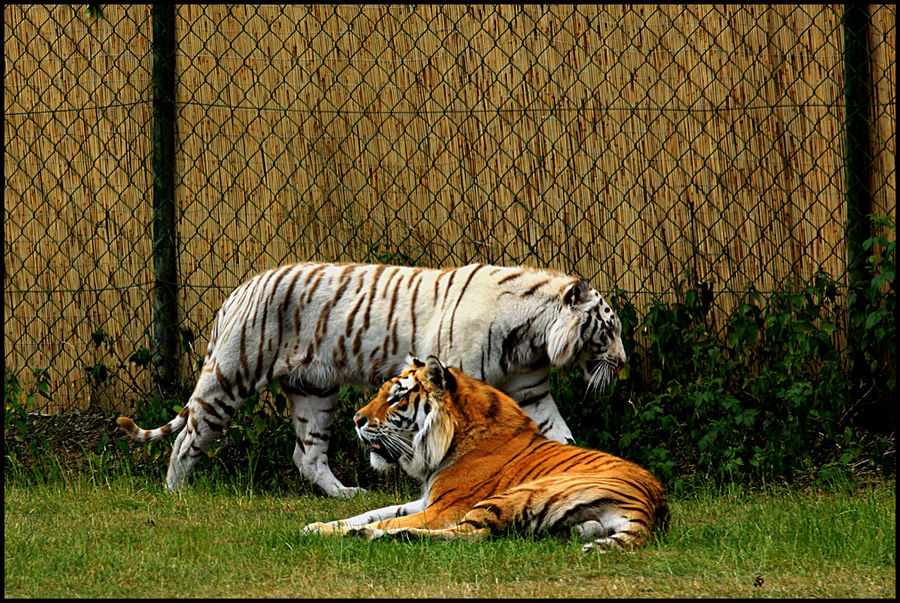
[[408, 404, 454, 480]]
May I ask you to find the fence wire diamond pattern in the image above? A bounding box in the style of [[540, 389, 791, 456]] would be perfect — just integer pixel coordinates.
[[4, 5, 895, 412]]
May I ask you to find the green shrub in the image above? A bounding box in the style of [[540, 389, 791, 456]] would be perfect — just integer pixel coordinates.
[[556, 215, 895, 493], [4, 369, 52, 472]]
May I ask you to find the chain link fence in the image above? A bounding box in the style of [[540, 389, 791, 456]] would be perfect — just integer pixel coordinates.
[[4, 5, 896, 413]]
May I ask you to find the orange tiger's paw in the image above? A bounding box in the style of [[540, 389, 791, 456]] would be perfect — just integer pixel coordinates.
[[302, 521, 345, 536], [345, 526, 386, 541]]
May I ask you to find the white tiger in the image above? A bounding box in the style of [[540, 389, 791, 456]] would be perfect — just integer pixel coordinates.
[[117, 262, 627, 497]]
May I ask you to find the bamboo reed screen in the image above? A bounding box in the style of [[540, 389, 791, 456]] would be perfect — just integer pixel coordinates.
[[4, 5, 896, 413]]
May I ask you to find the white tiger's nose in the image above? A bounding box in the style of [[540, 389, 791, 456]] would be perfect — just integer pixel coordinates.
[[611, 338, 627, 371]]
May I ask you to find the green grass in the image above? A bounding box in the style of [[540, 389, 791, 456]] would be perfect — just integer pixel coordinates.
[[3, 468, 895, 598]]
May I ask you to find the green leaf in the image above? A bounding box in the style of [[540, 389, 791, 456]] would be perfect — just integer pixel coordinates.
[[865, 312, 881, 330]]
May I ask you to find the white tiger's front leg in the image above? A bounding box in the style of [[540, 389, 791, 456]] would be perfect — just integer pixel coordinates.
[[302, 497, 427, 534], [283, 384, 364, 498], [506, 371, 574, 444], [534, 397, 574, 444]]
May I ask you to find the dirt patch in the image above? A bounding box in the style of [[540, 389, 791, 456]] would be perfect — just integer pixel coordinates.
[[7, 410, 130, 471]]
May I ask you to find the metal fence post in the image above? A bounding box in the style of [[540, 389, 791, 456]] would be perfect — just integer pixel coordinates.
[[843, 4, 873, 286], [151, 4, 180, 399], [842, 4, 874, 383]]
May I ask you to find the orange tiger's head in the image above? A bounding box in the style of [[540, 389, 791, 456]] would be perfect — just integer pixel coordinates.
[[353, 355, 537, 481]]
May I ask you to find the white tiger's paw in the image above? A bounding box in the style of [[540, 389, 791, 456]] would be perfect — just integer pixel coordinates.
[[338, 486, 368, 498], [319, 484, 367, 499], [540, 422, 574, 445]]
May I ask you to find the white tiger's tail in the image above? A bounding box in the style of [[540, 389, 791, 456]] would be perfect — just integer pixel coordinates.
[[116, 408, 188, 442]]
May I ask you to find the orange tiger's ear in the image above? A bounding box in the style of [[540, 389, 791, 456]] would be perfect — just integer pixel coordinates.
[[424, 355, 456, 394], [406, 354, 425, 369]]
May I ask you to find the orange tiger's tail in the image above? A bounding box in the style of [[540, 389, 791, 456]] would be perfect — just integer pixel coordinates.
[[116, 409, 188, 443]]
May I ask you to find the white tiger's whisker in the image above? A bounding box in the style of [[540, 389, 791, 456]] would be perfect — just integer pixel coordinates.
[[586, 362, 612, 394]]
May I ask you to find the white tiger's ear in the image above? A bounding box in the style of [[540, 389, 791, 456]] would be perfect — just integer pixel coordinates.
[[547, 280, 596, 365], [563, 279, 599, 311]]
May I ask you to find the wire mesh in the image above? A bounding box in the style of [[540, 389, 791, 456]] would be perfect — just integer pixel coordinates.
[[4, 5, 896, 413]]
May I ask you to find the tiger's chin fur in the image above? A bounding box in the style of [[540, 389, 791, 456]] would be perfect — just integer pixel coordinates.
[[304, 356, 668, 551]]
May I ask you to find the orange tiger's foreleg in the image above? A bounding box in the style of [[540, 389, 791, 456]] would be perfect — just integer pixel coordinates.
[[306, 507, 472, 540], [345, 516, 490, 542], [379, 522, 490, 542], [369, 506, 466, 532]]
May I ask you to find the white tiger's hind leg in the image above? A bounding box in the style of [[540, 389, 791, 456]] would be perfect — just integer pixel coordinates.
[[284, 384, 364, 498], [164, 370, 237, 491], [166, 427, 202, 491], [164, 412, 223, 491], [166, 429, 190, 491]]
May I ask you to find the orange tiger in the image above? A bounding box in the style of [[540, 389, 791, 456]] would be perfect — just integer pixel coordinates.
[[304, 355, 668, 551]]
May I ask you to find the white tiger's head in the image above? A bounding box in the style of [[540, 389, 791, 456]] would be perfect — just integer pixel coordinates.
[[547, 279, 627, 392]]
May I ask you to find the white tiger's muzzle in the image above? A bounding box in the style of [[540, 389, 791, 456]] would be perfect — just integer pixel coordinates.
[[582, 332, 627, 392]]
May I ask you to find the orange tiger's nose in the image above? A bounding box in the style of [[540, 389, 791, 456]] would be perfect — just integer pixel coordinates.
[[354, 413, 367, 429]]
